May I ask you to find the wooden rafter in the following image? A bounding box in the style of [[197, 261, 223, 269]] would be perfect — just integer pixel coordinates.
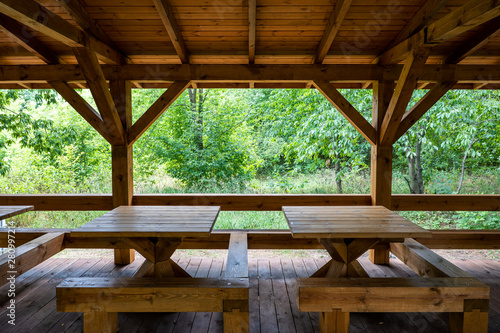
[[153, 0, 189, 63], [55, 0, 121, 53], [379, 48, 431, 145], [385, 0, 449, 51], [442, 16, 500, 64], [0, 0, 127, 65], [128, 80, 191, 145], [73, 47, 124, 145], [248, 0, 256, 64], [0, 13, 60, 64], [49, 81, 113, 144], [313, 80, 376, 145], [379, 0, 500, 64], [314, 0, 352, 64], [393, 81, 456, 142]]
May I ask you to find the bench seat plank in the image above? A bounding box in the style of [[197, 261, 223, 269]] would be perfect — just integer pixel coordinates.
[[225, 232, 248, 278], [57, 277, 249, 313], [297, 277, 489, 313]]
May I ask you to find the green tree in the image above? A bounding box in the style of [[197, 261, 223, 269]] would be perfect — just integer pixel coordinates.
[[145, 89, 261, 190], [249, 89, 371, 193]]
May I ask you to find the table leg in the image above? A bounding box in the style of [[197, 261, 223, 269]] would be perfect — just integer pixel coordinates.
[[369, 244, 390, 265], [114, 249, 135, 265], [316, 238, 379, 332], [124, 237, 192, 278]]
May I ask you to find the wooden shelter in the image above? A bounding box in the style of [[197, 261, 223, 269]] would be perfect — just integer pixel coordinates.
[[0, 0, 500, 332]]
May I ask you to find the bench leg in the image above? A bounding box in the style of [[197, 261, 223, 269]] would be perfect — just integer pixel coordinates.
[[223, 309, 249, 333], [83, 312, 118, 333], [114, 249, 135, 265], [369, 245, 390, 265], [319, 310, 349, 333], [449, 299, 489, 333]]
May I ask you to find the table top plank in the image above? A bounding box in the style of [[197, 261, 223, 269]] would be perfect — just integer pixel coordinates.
[[283, 206, 431, 239], [0, 205, 34, 220], [71, 206, 220, 238]]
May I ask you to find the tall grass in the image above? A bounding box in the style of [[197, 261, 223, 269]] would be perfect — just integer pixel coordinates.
[[2, 168, 499, 230]]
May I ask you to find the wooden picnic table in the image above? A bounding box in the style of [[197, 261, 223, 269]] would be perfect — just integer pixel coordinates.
[[70, 205, 220, 278], [0, 205, 34, 220], [282, 205, 432, 277], [283, 205, 439, 332]]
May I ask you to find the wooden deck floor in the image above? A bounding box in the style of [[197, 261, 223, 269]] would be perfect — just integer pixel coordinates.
[[1, 255, 499, 333]]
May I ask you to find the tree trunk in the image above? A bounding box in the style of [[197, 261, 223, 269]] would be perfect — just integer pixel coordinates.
[[188, 88, 204, 151], [334, 159, 343, 194], [406, 151, 417, 194], [415, 137, 424, 194]]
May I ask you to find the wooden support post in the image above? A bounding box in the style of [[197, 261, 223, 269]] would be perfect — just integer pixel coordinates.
[[110, 80, 134, 264], [370, 80, 393, 264]]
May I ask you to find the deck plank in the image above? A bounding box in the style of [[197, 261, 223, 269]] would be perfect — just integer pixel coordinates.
[[207, 258, 224, 333], [1, 256, 500, 332], [270, 258, 297, 333], [281, 257, 315, 333], [258, 259, 279, 333]]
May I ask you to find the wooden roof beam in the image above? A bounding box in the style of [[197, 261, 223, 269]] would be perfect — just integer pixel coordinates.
[[73, 47, 124, 145], [1, 64, 500, 82], [49, 81, 113, 144], [0, 13, 60, 64], [248, 0, 256, 64], [153, 0, 189, 63], [393, 81, 456, 142], [442, 16, 500, 64], [128, 80, 191, 145], [379, 48, 431, 145], [314, 0, 352, 64], [379, 0, 500, 64], [386, 0, 449, 51], [0, 0, 127, 65], [55, 0, 121, 54], [313, 80, 376, 145]]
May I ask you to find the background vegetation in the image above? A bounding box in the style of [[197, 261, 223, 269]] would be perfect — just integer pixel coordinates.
[[1, 88, 499, 230]]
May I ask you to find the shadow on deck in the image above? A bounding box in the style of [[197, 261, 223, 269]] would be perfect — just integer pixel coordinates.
[[1, 255, 499, 332]]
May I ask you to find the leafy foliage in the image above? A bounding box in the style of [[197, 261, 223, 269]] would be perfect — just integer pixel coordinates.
[[1, 88, 499, 230]]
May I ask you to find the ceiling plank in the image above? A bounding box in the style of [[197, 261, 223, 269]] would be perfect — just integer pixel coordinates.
[[313, 80, 376, 145], [49, 80, 112, 143], [379, 0, 500, 64], [0, 0, 127, 65], [386, 0, 449, 51], [442, 16, 500, 64], [56, 0, 120, 53], [314, 0, 352, 64], [128, 80, 191, 145], [153, 0, 189, 63], [379, 47, 431, 145], [0, 13, 60, 64], [73, 47, 124, 145], [248, 0, 256, 64], [393, 81, 456, 142]]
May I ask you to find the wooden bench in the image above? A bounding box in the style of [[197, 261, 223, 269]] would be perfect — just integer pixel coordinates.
[[57, 232, 250, 333], [225, 232, 249, 279], [57, 277, 249, 333], [296, 239, 491, 333], [298, 276, 489, 332]]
